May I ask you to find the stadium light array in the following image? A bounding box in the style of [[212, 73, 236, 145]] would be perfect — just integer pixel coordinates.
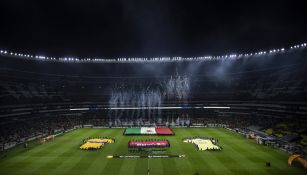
[[107, 106, 230, 110], [69, 108, 90, 111], [0, 42, 306, 63], [68, 106, 231, 111]]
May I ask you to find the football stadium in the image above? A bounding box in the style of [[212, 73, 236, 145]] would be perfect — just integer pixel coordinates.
[[1, 1, 307, 175]]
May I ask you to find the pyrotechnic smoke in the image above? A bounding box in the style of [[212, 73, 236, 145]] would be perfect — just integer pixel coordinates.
[[108, 75, 190, 125]]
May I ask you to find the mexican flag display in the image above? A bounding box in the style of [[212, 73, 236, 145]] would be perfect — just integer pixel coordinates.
[[124, 127, 174, 135]]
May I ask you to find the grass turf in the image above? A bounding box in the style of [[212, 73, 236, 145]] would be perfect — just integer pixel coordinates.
[[0, 128, 306, 175]]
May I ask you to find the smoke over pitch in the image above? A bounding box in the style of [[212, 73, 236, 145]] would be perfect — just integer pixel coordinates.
[[108, 75, 190, 126]]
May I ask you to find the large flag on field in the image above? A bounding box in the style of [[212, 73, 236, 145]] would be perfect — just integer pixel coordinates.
[[124, 127, 174, 135]]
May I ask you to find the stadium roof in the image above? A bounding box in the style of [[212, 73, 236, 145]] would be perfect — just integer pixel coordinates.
[[0, 0, 306, 59]]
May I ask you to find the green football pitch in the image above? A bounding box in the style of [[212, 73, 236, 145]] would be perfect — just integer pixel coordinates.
[[0, 128, 305, 175]]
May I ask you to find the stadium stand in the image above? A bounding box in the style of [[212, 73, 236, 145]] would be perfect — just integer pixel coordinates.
[[0, 49, 307, 157]]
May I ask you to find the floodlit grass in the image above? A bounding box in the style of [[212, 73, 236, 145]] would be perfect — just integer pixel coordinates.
[[0, 128, 306, 175]]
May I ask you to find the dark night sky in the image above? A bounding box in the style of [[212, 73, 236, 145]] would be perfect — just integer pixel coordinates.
[[0, 0, 306, 58]]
